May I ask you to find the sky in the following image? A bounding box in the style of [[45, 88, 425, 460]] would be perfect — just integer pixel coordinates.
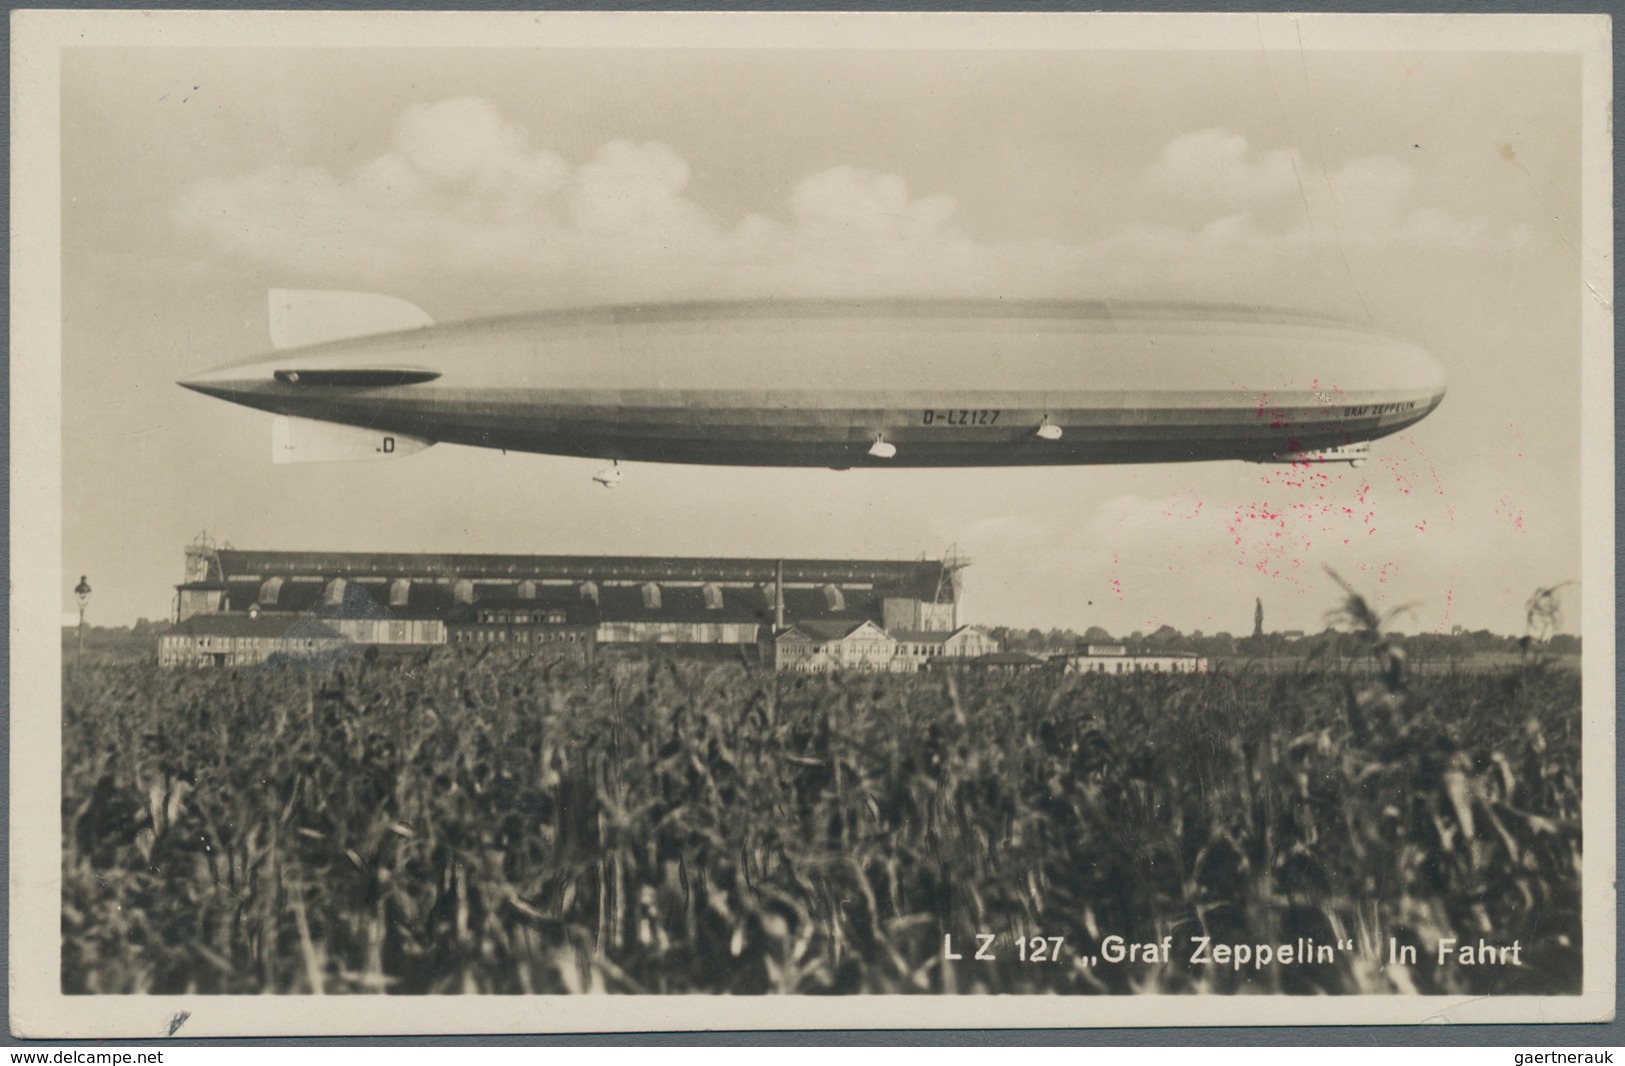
[[58, 36, 1589, 637]]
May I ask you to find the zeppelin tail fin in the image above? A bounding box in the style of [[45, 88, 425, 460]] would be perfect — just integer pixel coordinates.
[[272, 414, 433, 464], [269, 290, 434, 350]]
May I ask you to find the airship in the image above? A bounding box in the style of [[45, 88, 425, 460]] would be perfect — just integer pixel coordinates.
[[180, 290, 1447, 486]]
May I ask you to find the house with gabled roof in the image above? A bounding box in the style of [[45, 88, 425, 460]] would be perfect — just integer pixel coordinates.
[[890, 625, 1001, 671], [774, 619, 898, 673]]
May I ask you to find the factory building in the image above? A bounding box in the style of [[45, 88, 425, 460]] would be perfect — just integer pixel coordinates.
[[448, 600, 598, 648], [168, 536, 967, 665]]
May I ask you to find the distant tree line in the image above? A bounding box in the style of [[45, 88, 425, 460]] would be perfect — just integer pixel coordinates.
[[985, 624, 1580, 663], [66, 617, 1581, 667], [60, 618, 174, 661]]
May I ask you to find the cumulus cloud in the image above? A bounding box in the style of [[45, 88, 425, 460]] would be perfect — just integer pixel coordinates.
[[788, 166, 958, 241], [174, 103, 1508, 309], [1150, 127, 1302, 205], [1149, 128, 1492, 252], [395, 98, 529, 184]]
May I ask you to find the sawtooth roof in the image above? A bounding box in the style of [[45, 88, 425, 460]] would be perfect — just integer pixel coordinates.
[[210, 550, 950, 601]]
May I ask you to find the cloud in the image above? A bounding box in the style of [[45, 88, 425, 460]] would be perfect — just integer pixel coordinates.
[[1147, 130, 1493, 252], [1149, 127, 1301, 205], [175, 104, 1511, 309], [395, 97, 529, 184], [787, 166, 959, 241]]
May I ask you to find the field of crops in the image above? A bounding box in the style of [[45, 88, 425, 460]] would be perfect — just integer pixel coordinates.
[[62, 644, 1582, 995]]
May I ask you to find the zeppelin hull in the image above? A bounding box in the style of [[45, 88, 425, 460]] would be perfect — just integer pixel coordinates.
[[181, 299, 1449, 469], [243, 395, 1434, 467]]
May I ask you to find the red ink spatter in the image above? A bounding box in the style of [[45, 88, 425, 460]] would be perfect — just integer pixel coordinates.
[[1159, 497, 1205, 522], [1395, 434, 1449, 500], [1355, 561, 1398, 584], [1249, 387, 1295, 434], [1432, 588, 1455, 634], [1225, 467, 1383, 584], [1219, 445, 1443, 591], [1493, 495, 1526, 532], [1378, 454, 1414, 496], [1506, 422, 1524, 461]]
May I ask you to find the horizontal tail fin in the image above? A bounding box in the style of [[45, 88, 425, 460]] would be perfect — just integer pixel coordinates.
[[269, 290, 434, 350]]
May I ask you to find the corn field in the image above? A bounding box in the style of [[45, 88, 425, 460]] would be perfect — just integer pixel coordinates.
[[62, 644, 1582, 995]]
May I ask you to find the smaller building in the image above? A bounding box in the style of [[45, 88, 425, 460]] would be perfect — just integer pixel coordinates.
[[965, 651, 1047, 673], [1063, 645, 1209, 675], [892, 626, 1002, 671], [159, 615, 345, 668], [773, 622, 1000, 673], [774, 620, 897, 673]]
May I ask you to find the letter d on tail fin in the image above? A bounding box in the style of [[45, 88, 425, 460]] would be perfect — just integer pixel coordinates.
[[272, 415, 433, 464], [269, 290, 434, 350]]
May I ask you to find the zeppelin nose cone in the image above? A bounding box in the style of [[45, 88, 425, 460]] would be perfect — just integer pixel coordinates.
[[177, 376, 235, 401], [178, 359, 277, 405]]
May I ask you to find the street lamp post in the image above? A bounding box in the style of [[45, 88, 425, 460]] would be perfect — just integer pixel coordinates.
[[74, 575, 92, 669]]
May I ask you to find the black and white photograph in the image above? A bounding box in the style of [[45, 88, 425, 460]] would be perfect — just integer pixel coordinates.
[[9, 10, 1614, 1036]]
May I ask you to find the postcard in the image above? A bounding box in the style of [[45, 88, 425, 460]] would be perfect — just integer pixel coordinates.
[[10, 9, 1613, 1037]]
